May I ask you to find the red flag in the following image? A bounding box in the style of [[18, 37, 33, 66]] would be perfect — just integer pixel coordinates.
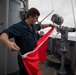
[[21, 27, 54, 75], [37, 27, 54, 61]]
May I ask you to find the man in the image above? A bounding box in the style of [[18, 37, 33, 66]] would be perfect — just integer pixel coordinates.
[[0, 8, 54, 75]]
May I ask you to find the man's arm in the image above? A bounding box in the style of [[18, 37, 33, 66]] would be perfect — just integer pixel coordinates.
[[0, 33, 20, 51], [40, 24, 55, 29]]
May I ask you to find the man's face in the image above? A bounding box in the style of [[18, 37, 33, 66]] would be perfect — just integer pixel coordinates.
[[30, 15, 39, 25]]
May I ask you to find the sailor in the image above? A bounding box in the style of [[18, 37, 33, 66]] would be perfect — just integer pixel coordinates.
[[0, 7, 54, 75]]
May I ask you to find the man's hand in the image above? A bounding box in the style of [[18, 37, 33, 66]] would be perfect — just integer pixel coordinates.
[[0, 33, 20, 51], [7, 41, 20, 51], [49, 24, 58, 29], [49, 24, 56, 27]]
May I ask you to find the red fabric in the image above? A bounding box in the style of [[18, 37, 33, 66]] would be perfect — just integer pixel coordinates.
[[22, 27, 54, 75], [37, 27, 54, 61], [22, 50, 41, 75]]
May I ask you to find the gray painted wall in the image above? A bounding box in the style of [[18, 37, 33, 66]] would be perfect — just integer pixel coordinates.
[[7, 0, 20, 74], [0, 0, 21, 75]]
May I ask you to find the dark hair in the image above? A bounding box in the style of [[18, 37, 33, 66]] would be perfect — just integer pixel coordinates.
[[26, 8, 40, 18]]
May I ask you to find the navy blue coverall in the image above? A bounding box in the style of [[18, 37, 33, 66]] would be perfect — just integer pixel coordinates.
[[1, 19, 41, 75]]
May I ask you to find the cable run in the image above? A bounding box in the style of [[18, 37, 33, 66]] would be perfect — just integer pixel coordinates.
[[53, 0, 67, 14]]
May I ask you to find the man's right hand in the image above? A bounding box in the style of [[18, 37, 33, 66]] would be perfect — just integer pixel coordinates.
[[7, 41, 20, 51], [0, 33, 20, 51]]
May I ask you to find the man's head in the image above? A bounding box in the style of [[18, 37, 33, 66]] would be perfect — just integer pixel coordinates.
[[25, 8, 40, 25], [26, 8, 40, 18]]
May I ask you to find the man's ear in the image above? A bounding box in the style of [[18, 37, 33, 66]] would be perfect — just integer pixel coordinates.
[[29, 16, 33, 18]]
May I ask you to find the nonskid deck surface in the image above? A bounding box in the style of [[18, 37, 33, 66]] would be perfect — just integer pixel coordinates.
[[39, 62, 57, 75], [39, 55, 74, 75]]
